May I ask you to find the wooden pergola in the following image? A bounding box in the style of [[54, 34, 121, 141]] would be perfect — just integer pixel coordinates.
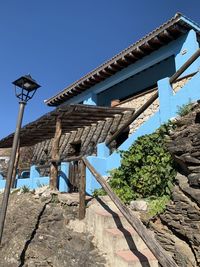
[[0, 104, 134, 148], [0, 104, 134, 189]]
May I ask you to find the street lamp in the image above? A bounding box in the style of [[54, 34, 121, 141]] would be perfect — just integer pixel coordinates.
[[0, 75, 41, 244]]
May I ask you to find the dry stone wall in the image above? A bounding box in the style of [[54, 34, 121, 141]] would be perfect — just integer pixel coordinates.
[[118, 89, 159, 134], [116, 73, 194, 134], [172, 74, 194, 93], [150, 103, 200, 267]]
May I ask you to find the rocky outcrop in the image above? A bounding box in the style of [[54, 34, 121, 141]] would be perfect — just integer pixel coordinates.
[[0, 190, 106, 267], [150, 103, 200, 267], [150, 173, 200, 267]]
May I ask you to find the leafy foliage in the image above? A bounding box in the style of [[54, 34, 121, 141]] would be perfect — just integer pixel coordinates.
[[21, 185, 30, 193], [95, 122, 176, 204], [93, 188, 106, 197], [147, 195, 170, 217], [177, 102, 193, 117]]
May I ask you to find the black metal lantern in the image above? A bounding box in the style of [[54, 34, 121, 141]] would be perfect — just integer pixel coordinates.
[[13, 74, 41, 102]]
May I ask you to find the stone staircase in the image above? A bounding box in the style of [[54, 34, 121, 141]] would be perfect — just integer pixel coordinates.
[[85, 196, 159, 267]]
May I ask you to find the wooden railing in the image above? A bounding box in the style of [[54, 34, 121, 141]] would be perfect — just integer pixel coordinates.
[[106, 48, 200, 146]]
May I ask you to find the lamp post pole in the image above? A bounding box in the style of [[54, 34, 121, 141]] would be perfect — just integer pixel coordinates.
[[0, 101, 26, 243], [0, 74, 40, 245]]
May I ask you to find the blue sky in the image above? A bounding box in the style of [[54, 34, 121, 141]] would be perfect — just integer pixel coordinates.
[[0, 0, 200, 139]]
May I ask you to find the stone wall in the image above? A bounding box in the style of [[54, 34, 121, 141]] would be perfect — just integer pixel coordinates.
[[116, 73, 194, 134], [117, 89, 159, 134], [172, 74, 194, 93], [149, 104, 200, 267]]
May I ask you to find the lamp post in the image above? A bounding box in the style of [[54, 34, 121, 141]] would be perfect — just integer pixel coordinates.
[[0, 75, 40, 244]]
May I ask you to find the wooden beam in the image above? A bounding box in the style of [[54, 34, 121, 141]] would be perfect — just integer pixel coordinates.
[[98, 71, 109, 79], [141, 42, 154, 52], [50, 117, 62, 190], [134, 47, 145, 57], [82, 157, 178, 267], [107, 65, 120, 72], [117, 57, 131, 66], [104, 66, 116, 74], [77, 83, 88, 90], [152, 36, 164, 45], [101, 69, 113, 76], [129, 51, 140, 60], [78, 160, 86, 220], [124, 54, 137, 63], [93, 73, 105, 81], [110, 62, 123, 71], [112, 61, 124, 69]]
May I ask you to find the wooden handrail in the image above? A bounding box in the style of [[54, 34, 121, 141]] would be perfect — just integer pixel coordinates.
[[106, 48, 200, 146], [82, 156, 178, 267], [169, 48, 200, 83], [61, 155, 83, 162], [106, 90, 158, 145]]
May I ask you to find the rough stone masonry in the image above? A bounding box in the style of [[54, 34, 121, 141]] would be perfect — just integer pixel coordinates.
[[149, 102, 200, 267]]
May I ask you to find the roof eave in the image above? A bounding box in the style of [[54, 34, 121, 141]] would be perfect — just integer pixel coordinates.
[[45, 13, 200, 107]]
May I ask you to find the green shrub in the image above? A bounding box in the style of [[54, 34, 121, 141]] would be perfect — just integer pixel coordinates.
[[21, 185, 30, 193], [147, 195, 170, 217], [93, 188, 106, 197], [106, 122, 176, 204], [177, 102, 193, 117]]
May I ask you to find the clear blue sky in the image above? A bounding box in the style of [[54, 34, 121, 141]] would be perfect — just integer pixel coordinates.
[[0, 0, 200, 139]]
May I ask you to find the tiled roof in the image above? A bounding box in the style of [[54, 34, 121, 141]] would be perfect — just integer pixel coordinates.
[[45, 13, 200, 107]]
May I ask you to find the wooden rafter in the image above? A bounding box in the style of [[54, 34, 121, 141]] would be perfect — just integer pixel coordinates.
[[0, 104, 134, 148]]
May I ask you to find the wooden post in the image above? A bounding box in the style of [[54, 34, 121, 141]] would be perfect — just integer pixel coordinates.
[[82, 157, 178, 267], [78, 160, 86, 220], [50, 117, 62, 190], [11, 142, 20, 188]]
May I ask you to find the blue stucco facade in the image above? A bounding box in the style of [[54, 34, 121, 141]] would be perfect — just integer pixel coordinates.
[[0, 163, 70, 192]]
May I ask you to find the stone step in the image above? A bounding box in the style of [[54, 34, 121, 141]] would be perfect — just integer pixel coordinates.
[[86, 206, 134, 247], [115, 249, 158, 267], [86, 197, 158, 266], [103, 227, 147, 256], [86, 202, 136, 229]]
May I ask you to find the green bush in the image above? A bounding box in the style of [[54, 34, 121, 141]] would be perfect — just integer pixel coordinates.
[[147, 195, 170, 217], [106, 122, 176, 204], [21, 185, 30, 193], [177, 102, 193, 117]]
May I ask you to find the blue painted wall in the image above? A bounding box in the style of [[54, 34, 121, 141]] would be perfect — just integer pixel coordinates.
[[0, 163, 70, 191], [97, 56, 175, 106]]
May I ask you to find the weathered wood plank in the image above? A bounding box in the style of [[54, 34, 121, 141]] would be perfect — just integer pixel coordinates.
[[78, 160, 86, 220], [50, 117, 62, 190], [82, 157, 178, 267]]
